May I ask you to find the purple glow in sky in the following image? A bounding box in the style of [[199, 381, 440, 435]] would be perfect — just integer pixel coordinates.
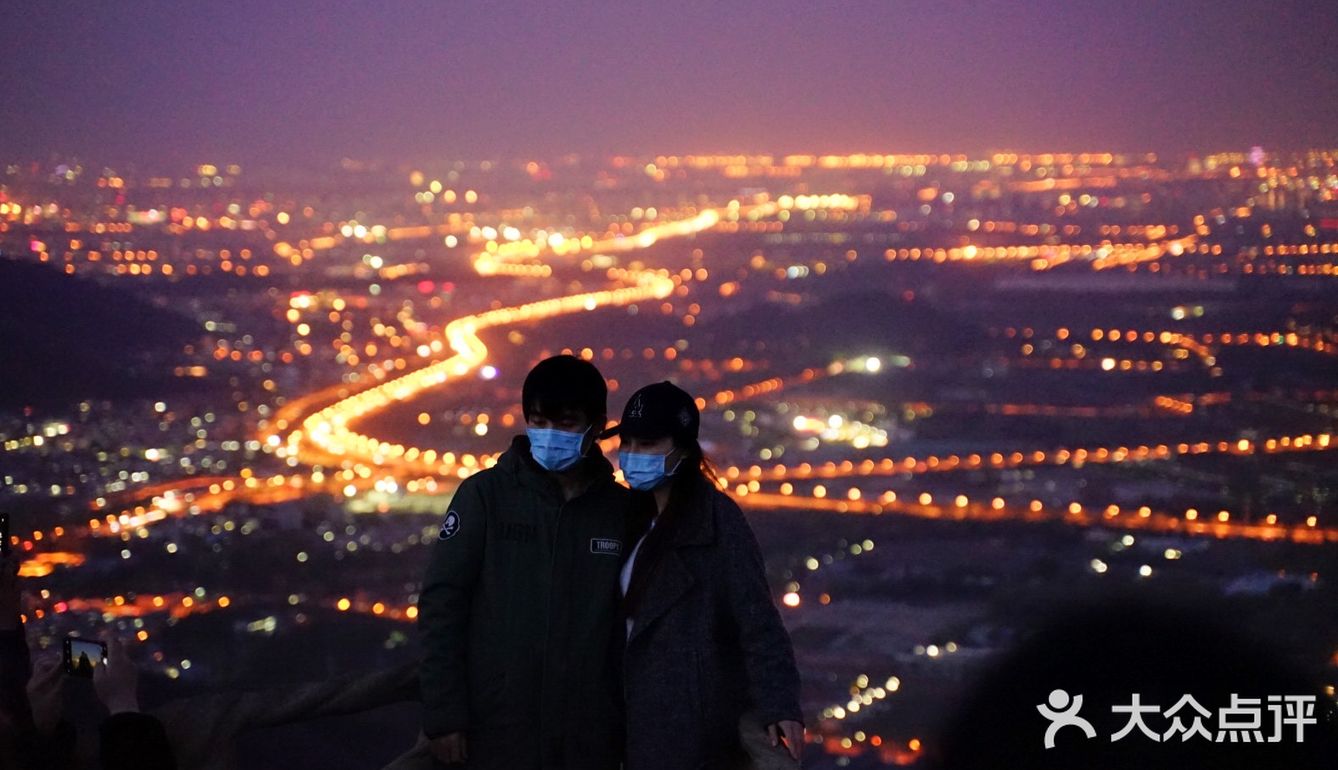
[[4, 0, 1336, 164]]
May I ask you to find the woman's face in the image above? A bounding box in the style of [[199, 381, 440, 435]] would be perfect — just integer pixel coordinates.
[[622, 435, 675, 456]]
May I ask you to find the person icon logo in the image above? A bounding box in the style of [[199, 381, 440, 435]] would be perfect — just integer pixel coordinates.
[[1036, 688, 1096, 748], [439, 510, 461, 540]]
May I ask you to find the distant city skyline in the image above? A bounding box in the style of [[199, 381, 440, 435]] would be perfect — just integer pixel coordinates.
[[4, 0, 1336, 166]]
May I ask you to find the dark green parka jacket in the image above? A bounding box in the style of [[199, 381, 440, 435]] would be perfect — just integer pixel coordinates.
[[418, 435, 640, 769]]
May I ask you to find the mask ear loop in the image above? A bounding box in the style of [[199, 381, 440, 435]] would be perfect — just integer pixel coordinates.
[[665, 448, 684, 477], [578, 423, 598, 457]]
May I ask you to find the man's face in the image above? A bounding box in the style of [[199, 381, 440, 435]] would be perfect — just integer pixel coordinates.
[[526, 407, 590, 435]]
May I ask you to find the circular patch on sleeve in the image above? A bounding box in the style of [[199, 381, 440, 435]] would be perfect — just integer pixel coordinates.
[[439, 510, 461, 540]]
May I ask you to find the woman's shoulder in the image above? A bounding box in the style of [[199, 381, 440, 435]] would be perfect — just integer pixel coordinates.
[[702, 484, 751, 537], [705, 483, 741, 512], [690, 478, 734, 513]]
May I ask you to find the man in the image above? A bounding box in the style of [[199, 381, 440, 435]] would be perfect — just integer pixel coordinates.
[[418, 355, 641, 768]]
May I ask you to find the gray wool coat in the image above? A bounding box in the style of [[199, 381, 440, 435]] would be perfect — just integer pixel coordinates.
[[622, 480, 802, 770]]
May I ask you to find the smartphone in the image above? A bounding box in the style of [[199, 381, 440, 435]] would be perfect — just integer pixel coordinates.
[[63, 637, 107, 678], [0, 512, 10, 556]]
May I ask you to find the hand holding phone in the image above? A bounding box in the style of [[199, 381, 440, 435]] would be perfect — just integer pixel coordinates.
[[93, 638, 140, 714], [26, 658, 65, 735]]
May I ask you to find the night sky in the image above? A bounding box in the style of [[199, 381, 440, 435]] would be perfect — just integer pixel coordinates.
[[5, 0, 1336, 166]]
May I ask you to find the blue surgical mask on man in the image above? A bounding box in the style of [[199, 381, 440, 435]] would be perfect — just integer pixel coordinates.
[[618, 450, 682, 491], [527, 426, 589, 472]]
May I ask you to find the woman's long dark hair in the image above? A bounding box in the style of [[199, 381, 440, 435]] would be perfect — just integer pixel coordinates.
[[621, 438, 718, 618]]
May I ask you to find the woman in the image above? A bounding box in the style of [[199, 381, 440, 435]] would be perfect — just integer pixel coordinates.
[[605, 381, 804, 770]]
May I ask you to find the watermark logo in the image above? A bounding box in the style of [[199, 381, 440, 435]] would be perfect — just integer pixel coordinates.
[[1037, 689, 1319, 748], [1037, 689, 1096, 748]]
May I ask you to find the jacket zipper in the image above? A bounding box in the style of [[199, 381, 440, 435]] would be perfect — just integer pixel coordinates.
[[540, 496, 567, 762]]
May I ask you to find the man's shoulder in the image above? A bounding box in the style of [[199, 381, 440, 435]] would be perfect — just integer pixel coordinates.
[[454, 463, 510, 494]]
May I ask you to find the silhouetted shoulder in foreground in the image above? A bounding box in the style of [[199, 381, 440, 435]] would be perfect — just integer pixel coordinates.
[[933, 597, 1338, 770]]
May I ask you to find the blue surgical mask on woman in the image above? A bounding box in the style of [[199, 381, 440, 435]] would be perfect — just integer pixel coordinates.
[[618, 450, 682, 491], [527, 426, 589, 472]]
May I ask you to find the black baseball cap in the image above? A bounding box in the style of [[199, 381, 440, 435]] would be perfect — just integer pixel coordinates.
[[602, 381, 700, 442]]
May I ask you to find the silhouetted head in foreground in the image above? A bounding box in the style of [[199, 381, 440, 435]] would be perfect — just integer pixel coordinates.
[[933, 596, 1337, 770]]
